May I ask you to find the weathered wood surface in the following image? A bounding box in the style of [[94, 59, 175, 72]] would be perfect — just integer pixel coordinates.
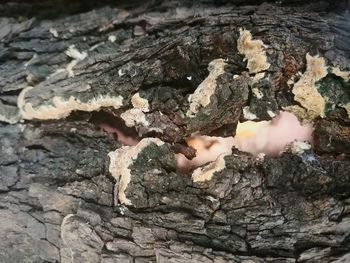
[[1, 1, 350, 262]]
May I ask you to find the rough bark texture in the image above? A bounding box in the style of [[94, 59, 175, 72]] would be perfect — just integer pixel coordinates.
[[1, 0, 350, 262]]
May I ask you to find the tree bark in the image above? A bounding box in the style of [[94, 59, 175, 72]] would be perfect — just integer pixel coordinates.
[[1, 1, 350, 262]]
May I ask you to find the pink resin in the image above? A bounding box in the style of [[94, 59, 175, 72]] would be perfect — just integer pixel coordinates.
[[176, 111, 313, 171]]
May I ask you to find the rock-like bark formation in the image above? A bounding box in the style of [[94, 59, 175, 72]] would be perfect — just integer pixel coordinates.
[[1, 0, 350, 262]]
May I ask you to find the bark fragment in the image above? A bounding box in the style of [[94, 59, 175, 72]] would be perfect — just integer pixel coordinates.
[[0, 1, 350, 262]]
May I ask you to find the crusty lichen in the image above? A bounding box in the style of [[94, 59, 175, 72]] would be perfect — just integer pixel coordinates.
[[192, 154, 226, 182], [0, 101, 21, 124], [329, 67, 350, 118], [0, 114, 17, 124], [18, 86, 123, 120], [287, 54, 327, 123], [186, 59, 227, 117], [288, 141, 311, 155], [108, 138, 164, 205], [314, 71, 350, 119], [237, 29, 270, 74]]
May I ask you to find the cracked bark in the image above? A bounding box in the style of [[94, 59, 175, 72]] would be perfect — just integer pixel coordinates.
[[1, 0, 350, 262]]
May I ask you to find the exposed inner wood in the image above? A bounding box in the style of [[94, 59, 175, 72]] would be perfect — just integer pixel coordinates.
[[0, 0, 350, 262]]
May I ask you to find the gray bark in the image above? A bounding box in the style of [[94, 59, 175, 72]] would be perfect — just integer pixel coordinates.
[[1, 1, 350, 262]]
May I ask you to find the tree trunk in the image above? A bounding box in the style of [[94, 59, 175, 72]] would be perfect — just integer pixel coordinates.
[[1, 1, 350, 262]]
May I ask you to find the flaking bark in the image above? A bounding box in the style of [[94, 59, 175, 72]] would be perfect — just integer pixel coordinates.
[[1, 1, 350, 262]]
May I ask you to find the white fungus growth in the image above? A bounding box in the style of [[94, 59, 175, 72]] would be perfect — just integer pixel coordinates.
[[237, 29, 270, 74], [252, 87, 264, 99], [249, 73, 266, 102], [108, 138, 164, 205], [287, 78, 295, 86], [251, 72, 265, 84], [131, 93, 150, 112], [120, 108, 149, 127], [148, 127, 164, 134], [284, 56, 350, 121], [120, 93, 150, 127], [187, 59, 227, 117], [65, 45, 88, 77], [288, 53, 327, 122], [288, 141, 312, 155], [118, 69, 125, 77], [332, 67, 350, 81], [66, 61, 79, 77], [65, 45, 87, 61], [108, 35, 117, 43], [18, 86, 124, 120], [243, 106, 257, 120], [89, 42, 105, 51], [49, 28, 58, 37], [344, 104, 350, 118]]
